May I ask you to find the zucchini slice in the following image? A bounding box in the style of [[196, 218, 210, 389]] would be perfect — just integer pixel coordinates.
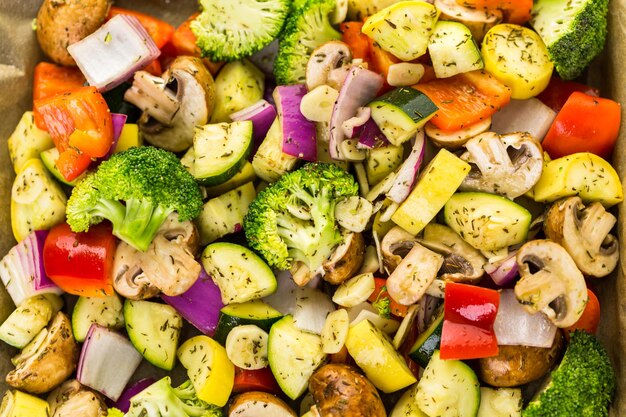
[[201, 242, 277, 304], [368, 88, 438, 146], [408, 306, 444, 367], [124, 300, 183, 371], [193, 121, 253, 186], [428, 20, 483, 78], [213, 300, 282, 345], [225, 324, 269, 370], [72, 294, 124, 343]]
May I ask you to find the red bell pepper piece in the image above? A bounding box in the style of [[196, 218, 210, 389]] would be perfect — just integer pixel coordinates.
[[564, 289, 601, 337], [107, 7, 174, 49], [232, 367, 281, 395], [33, 62, 86, 102], [542, 92, 621, 159], [43, 223, 117, 297], [368, 278, 410, 318], [455, 0, 532, 24], [34, 86, 114, 181], [440, 282, 500, 360], [414, 70, 511, 131], [537, 77, 600, 112]]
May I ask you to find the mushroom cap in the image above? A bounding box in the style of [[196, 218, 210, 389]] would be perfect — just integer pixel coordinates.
[[460, 132, 544, 199], [141, 56, 216, 152], [380, 226, 420, 273], [113, 213, 201, 298], [48, 380, 107, 417], [514, 240, 588, 328], [323, 232, 365, 285], [544, 196, 619, 278], [6, 312, 78, 394], [305, 41, 352, 91]]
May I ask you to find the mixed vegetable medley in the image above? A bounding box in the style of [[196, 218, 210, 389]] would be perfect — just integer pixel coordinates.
[[0, 0, 622, 415]]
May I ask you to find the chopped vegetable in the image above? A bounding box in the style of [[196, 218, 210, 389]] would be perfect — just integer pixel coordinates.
[[0, 295, 58, 349], [7, 112, 54, 174], [274, 85, 317, 161], [65, 146, 203, 252], [107, 7, 174, 49], [0, 390, 49, 417], [32, 62, 85, 101], [68, 15, 161, 92]]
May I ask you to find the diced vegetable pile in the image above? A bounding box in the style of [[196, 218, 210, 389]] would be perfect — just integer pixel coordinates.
[[0, 0, 622, 416]]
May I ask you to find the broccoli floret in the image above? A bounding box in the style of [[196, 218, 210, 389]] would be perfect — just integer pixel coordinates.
[[523, 331, 616, 417], [191, 0, 291, 62], [66, 146, 203, 252], [274, 0, 341, 85], [244, 162, 358, 272], [372, 287, 391, 318], [530, 0, 609, 80], [126, 378, 223, 417]]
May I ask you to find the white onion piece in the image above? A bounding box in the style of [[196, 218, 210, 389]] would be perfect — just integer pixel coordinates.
[[490, 98, 557, 142], [293, 287, 335, 335], [262, 270, 299, 315], [342, 107, 371, 138], [484, 251, 519, 286], [68, 15, 160, 92], [77, 325, 143, 401], [494, 290, 558, 348], [387, 130, 426, 204], [329, 66, 384, 159]]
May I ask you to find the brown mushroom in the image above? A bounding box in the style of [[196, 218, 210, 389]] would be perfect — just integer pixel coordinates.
[[309, 364, 386, 417], [419, 223, 486, 283], [477, 331, 564, 387], [113, 213, 201, 298], [322, 233, 365, 285], [515, 240, 588, 328], [380, 226, 420, 273], [460, 132, 544, 199], [36, 0, 111, 66], [229, 391, 297, 417], [48, 380, 107, 417], [544, 196, 619, 278], [6, 312, 78, 394], [124, 56, 216, 152]]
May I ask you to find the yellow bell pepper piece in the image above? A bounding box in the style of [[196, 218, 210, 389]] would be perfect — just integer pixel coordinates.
[[0, 390, 49, 417], [113, 123, 141, 153]]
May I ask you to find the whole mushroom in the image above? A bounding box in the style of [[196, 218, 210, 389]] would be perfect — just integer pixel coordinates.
[[113, 213, 201, 299], [514, 240, 588, 328], [460, 132, 544, 198], [48, 380, 107, 417], [6, 312, 78, 394], [124, 56, 216, 152], [544, 196, 619, 278], [306, 41, 353, 91], [322, 233, 365, 285]]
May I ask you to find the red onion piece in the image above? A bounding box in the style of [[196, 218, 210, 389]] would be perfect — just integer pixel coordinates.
[[274, 85, 317, 161], [387, 131, 426, 204], [161, 267, 224, 336], [484, 251, 519, 286], [68, 15, 160, 92], [77, 324, 143, 401], [112, 378, 156, 412], [230, 99, 277, 155], [494, 289, 557, 348], [100, 113, 128, 160], [358, 118, 388, 149], [329, 66, 384, 159], [0, 231, 63, 306], [342, 106, 371, 138]]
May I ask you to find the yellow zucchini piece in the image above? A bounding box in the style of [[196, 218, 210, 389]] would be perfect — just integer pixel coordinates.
[[11, 159, 67, 242], [177, 335, 235, 407], [197, 182, 257, 245], [0, 390, 49, 417], [8, 112, 54, 174], [391, 149, 470, 235], [347, 0, 402, 20], [428, 21, 483, 78], [532, 152, 623, 207], [482, 24, 553, 99], [211, 60, 265, 123], [362, 1, 441, 61], [113, 123, 141, 153], [345, 319, 417, 393]]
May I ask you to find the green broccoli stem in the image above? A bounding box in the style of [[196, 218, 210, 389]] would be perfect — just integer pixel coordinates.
[[91, 197, 172, 252]]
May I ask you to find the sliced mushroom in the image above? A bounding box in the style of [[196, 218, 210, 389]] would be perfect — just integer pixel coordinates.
[[515, 240, 588, 328], [425, 117, 492, 150], [323, 233, 365, 285], [380, 226, 420, 273], [113, 213, 201, 298], [113, 242, 160, 300], [229, 391, 297, 417], [460, 131, 543, 198], [419, 223, 486, 282], [305, 41, 353, 91], [387, 243, 444, 306], [48, 380, 107, 417], [6, 312, 78, 394], [124, 56, 216, 152], [434, 0, 502, 42], [544, 196, 619, 278]]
